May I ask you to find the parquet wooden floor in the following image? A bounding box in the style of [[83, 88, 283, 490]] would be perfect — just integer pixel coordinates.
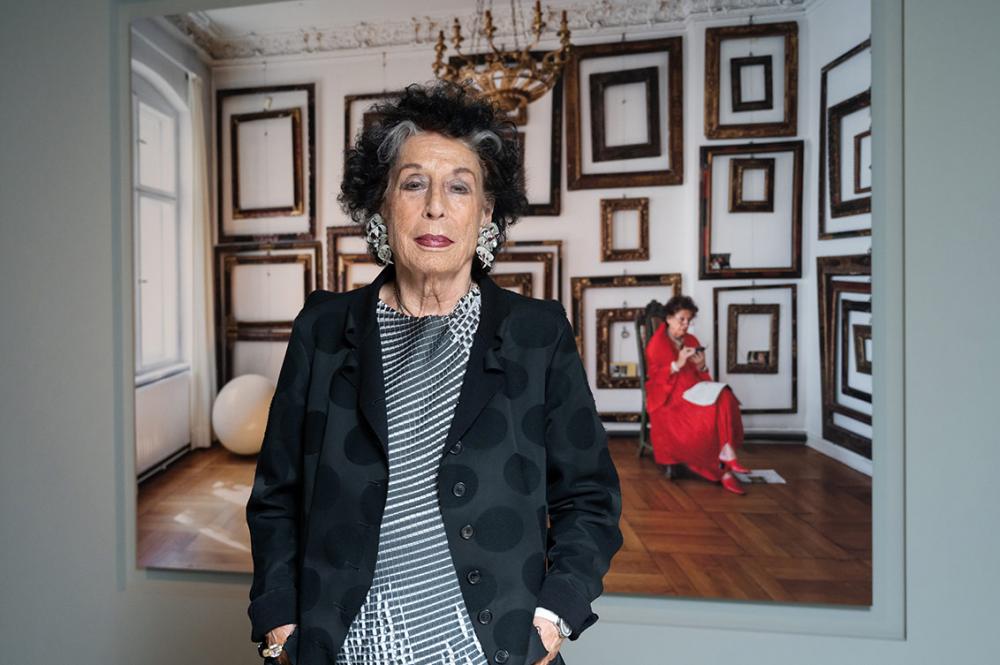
[[137, 438, 872, 605], [607, 438, 872, 605]]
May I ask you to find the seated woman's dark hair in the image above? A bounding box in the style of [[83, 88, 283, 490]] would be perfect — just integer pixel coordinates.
[[339, 81, 527, 277], [664, 295, 699, 318]]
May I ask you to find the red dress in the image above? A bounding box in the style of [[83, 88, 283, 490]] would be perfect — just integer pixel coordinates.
[[644, 325, 744, 482]]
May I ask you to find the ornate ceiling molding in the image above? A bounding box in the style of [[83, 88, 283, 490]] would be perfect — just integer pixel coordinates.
[[167, 0, 808, 61]]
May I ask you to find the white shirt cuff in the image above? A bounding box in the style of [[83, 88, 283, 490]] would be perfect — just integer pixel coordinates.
[[533, 607, 561, 625]]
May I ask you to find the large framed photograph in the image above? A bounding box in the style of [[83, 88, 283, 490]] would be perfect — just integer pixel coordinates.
[[713, 284, 798, 414], [217, 84, 316, 242], [819, 38, 872, 239], [566, 36, 684, 189], [705, 21, 798, 138], [817, 254, 872, 457], [601, 197, 650, 262], [699, 140, 804, 279], [570, 274, 682, 422]]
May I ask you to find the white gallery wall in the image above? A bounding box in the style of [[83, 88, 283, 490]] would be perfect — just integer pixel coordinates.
[[3, 1, 999, 664]]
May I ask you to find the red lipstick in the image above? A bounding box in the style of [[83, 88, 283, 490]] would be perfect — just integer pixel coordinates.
[[415, 234, 453, 248]]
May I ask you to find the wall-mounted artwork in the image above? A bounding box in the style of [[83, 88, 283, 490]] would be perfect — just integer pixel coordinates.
[[343, 90, 403, 173], [493, 240, 563, 302], [492, 271, 534, 296], [596, 307, 645, 389], [817, 254, 872, 457], [705, 21, 798, 138], [213, 240, 322, 385], [601, 197, 650, 262], [217, 84, 316, 243], [570, 273, 682, 422], [699, 141, 804, 279], [818, 38, 872, 239], [566, 36, 684, 189], [713, 284, 798, 414]]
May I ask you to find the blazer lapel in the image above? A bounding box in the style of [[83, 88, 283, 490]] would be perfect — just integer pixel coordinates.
[[442, 274, 510, 456], [347, 266, 393, 459]]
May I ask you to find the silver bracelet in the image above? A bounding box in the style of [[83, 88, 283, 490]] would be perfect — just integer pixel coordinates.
[[260, 643, 283, 659]]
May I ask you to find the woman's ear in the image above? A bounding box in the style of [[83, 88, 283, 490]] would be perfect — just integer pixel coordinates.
[[481, 197, 495, 226]]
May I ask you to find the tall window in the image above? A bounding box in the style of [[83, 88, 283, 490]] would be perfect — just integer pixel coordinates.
[[132, 75, 182, 375]]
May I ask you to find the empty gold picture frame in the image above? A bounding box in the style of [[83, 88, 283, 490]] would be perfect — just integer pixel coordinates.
[[601, 197, 650, 262]]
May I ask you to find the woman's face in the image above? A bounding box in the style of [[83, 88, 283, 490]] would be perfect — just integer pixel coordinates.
[[666, 309, 695, 339], [382, 132, 494, 279]]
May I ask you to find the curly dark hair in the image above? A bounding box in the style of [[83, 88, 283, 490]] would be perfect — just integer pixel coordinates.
[[664, 295, 699, 318], [339, 81, 528, 277]]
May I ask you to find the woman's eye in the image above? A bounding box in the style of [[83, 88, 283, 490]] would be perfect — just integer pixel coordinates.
[[401, 180, 424, 190], [450, 182, 470, 193]]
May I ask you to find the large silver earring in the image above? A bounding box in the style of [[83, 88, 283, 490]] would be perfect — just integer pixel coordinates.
[[365, 213, 392, 265], [476, 222, 500, 270]]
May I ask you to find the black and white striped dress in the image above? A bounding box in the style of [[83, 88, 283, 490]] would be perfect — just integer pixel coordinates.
[[336, 285, 489, 665]]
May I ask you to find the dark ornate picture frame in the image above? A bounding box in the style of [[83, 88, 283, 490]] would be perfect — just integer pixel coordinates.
[[343, 90, 403, 174], [325, 224, 366, 292], [596, 307, 645, 389], [216, 84, 316, 243], [854, 129, 872, 195], [840, 298, 872, 402], [492, 271, 534, 296], [817, 253, 872, 457], [222, 326, 291, 386], [730, 54, 774, 112], [498, 240, 564, 302], [712, 283, 798, 415], [705, 21, 798, 138], [818, 38, 872, 239], [726, 303, 780, 374], [828, 88, 872, 218], [854, 324, 873, 375], [566, 36, 684, 189], [601, 197, 650, 262], [589, 66, 661, 162], [729, 157, 775, 213], [699, 140, 804, 279], [229, 108, 304, 219], [213, 239, 322, 386]]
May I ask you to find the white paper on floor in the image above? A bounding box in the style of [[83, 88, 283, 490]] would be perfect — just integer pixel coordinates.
[[734, 469, 786, 484]]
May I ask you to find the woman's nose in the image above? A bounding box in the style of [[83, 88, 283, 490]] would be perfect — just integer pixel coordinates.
[[423, 185, 445, 219]]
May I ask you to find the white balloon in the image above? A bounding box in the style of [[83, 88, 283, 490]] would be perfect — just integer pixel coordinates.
[[212, 374, 275, 455]]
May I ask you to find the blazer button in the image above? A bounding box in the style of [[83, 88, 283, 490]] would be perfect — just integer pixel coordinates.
[[494, 649, 509, 664], [460, 524, 474, 540], [449, 441, 463, 455], [466, 569, 481, 585], [452, 482, 467, 497], [477, 609, 493, 624]]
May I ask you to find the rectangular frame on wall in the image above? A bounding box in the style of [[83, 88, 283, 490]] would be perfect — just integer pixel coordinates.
[[343, 90, 404, 173], [817, 253, 872, 458], [726, 303, 780, 374], [326, 224, 365, 292], [705, 21, 798, 138], [699, 140, 804, 279], [712, 283, 798, 414], [492, 271, 534, 297], [450, 51, 563, 215], [497, 240, 563, 302], [828, 88, 872, 218], [222, 325, 291, 386], [566, 36, 684, 189], [571, 273, 682, 424], [212, 240, 322, 386], [216, 84, 316, 243], [819, 37, 873, 239], [841, 298, 873, 402], [601, 197, 649, 262], [596, 307, 645, 389], [229, 108, 304, 219]]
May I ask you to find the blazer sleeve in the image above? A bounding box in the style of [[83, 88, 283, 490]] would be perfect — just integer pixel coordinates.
[[536, 311, 624, 639], [245, 306, 315, 642]]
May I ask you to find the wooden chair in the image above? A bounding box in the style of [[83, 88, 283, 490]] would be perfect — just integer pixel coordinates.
[[635, 300, 666, 459]]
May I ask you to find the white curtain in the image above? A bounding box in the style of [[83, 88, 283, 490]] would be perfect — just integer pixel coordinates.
[[188, 74, 217, 449]]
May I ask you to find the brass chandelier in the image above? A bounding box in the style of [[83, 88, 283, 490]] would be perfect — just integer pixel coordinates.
[[432, 0, 572, 122]]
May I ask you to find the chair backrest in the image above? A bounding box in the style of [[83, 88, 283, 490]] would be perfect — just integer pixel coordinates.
[[635, 299, 667, 381]]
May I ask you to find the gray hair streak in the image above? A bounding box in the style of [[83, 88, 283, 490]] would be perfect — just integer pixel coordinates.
[[376, 120, 505, 166]]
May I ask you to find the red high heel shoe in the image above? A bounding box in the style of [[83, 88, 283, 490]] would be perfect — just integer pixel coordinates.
[[721, 472, 746, 495], [726, 459, 751, 474]]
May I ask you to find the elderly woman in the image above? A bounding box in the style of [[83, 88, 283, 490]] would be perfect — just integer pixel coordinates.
[[644, 295, 749, 495], [246, 83, 622, 665]]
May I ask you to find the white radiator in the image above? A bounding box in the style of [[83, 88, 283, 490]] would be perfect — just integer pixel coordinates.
[[135, 370, 191, 475]]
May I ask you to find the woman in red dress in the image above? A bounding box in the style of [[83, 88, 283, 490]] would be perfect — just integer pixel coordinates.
[[644, 295, 749, 495]]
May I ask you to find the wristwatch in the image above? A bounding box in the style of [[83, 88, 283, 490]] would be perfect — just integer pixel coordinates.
[[556, 617, 572, 638]]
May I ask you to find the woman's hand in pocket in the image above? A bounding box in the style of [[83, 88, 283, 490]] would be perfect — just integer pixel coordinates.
[[531, 617, 565, 665]]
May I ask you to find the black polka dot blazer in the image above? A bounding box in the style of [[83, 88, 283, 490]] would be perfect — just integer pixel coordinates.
[[246, 266, 623, 665]]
